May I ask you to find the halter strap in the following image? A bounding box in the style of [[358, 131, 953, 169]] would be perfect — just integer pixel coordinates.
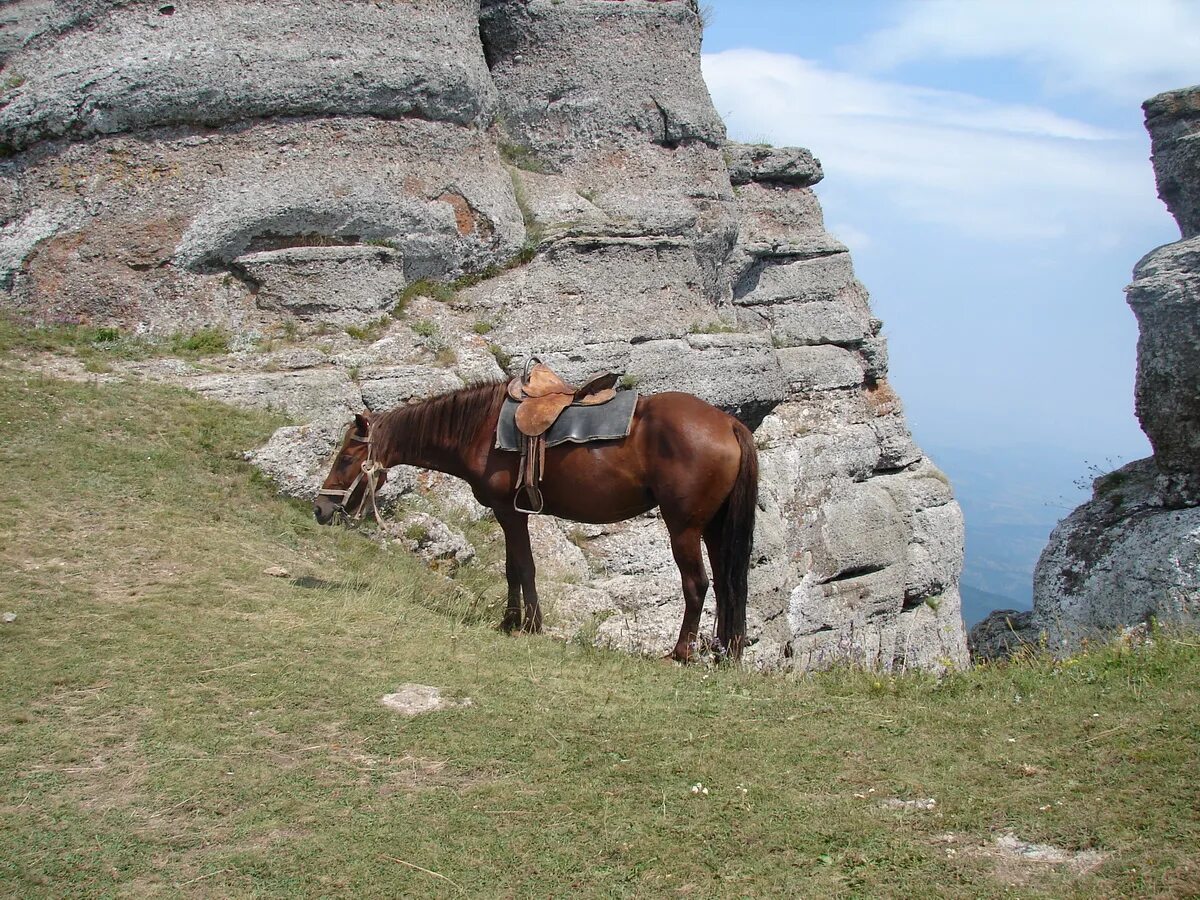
[[317, 425, 386, 526]]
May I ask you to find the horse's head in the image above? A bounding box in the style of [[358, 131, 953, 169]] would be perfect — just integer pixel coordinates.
[[313, 412, 388, 525]]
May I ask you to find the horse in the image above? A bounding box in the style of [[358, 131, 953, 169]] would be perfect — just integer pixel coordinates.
[[313, 380, 758, 661]]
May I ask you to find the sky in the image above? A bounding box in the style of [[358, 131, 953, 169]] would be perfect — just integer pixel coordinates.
[[699, 0, 1194, 465]]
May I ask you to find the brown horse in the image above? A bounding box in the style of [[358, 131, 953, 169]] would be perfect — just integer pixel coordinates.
[[313, 381, 758, 661]]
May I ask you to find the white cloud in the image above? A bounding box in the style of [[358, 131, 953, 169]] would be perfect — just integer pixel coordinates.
[[846, 0, 1200, 105], [702, 49, 1164, 242], [826, 222, 871, 252]]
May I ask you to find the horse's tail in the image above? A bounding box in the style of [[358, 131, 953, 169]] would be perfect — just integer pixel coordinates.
[[717, 418, 759, 658]]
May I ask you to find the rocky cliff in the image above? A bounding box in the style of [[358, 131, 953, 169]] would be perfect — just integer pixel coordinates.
[[0, 0, 967, 670], [978, 85, 1200, 658]]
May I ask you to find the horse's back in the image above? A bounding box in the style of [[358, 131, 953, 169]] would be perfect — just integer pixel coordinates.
[[633, 391, 747, 457], [510, 391, 746, 524]]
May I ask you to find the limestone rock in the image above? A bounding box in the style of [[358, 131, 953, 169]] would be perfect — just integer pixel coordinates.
[[968, 609, 1038, 662], [1033, 459, 1200, 652], [725, 144, 823, 187], [1144, 85, 1200, 238], [479, 0, 724, 161], [1127, 236, 1200, 477], [184, 369, 362, 422], [0, 0, 497, 152], [232, 246, 406, 325], [387, 513, 476, 571], [379, 683, 472, 716]]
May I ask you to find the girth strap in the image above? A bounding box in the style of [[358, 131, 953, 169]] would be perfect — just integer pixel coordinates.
[[514, 434, 546, 515]]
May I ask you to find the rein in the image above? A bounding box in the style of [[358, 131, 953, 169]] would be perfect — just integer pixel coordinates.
[[317, 431, 386, 526]]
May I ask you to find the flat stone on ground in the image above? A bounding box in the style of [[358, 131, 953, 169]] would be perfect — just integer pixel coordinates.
[[379, 683, 473, 716]]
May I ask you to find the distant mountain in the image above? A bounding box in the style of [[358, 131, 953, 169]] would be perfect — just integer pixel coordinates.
[[960, 583, 1029, 628], [923, 441, 1140, 623]]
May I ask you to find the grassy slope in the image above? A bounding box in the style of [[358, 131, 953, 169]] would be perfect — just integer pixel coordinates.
[[0, 368, 1197, 898]]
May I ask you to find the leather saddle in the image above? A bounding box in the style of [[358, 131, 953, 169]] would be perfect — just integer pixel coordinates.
[[507, 359, 619, 513]]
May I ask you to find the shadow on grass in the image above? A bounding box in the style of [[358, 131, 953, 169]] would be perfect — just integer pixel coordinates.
[[290, 575, 359, 591]]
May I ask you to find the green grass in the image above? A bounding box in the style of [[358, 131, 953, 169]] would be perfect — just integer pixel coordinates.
[[498, 140, 550, 175], [395, 279, 457, 313], [0, 369, 1198, 897], [411, 319, 437, 339], [0, 314, 230, 368], [690, 320, 738, 335], [487, 342, 512, 371], [343, 316, 390, 343]]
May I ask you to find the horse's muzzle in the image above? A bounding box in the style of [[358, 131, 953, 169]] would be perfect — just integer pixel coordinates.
[[313, 496, 340, 525]]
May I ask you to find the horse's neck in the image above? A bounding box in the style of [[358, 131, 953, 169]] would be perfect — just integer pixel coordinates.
[[375, 401, 491, 482]]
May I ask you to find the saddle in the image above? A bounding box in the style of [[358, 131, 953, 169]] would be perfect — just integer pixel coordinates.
[[507, 359, 619, 514]]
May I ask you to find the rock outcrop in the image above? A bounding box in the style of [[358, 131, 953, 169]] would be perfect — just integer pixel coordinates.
[[1024, 85, 1200, 654], [0, 0, 967, 670]]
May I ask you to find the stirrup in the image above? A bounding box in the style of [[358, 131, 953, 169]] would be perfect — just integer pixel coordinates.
[[513, 484, 544, 515]]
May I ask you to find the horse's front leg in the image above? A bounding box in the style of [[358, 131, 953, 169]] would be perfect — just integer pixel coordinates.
[[497, 511, 541, 634]]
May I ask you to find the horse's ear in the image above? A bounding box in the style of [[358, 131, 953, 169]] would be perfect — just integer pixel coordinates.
[[354, 411, 372, 435]]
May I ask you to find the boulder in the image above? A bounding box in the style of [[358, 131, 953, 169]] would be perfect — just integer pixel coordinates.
[[1033, 459, 1200, 652], [725, 144, 823, 187], [1127, 236, 1200, 478], [1144, 85, 1200, 238], [0, 0, 496, 152]]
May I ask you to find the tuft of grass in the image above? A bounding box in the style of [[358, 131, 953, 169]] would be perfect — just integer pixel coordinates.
[[394, 279, 456, 316], [498, 140, 550, 174], [344, 316, 390, 343], [411, 319, 437, 339], [364, 237, 400, 250], [572, 609, 615, 651], [472, 320, 494, 335], [690, 320, 737, 335], [619, 373, 640, 390], [508, 169, 545, 263], [434, 347, 457, 368], [487, 342, 512, 371], [169, 327, 230, 357], [404, 522, 431, 543]]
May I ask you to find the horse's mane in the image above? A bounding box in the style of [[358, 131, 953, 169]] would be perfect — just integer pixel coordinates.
[[372, 379, 508, 459]]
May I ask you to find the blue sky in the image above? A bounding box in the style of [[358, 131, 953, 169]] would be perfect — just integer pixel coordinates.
[[700, 0, 1195, 463]]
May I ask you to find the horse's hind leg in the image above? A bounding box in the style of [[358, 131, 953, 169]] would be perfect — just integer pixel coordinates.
[[666, 525, 709, 662], [703, 517, 728, 654]]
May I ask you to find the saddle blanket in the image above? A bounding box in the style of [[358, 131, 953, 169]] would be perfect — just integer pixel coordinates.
[[495, 391, 638, 452]]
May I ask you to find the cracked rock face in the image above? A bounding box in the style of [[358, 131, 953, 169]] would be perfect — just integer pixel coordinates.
[[1024, 85, 1200, 655], [1145, 85, 1200, 239], [0, 0, 966, 671]]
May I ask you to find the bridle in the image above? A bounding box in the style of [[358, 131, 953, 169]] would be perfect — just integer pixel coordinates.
[[316, 429, 386, 526]]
